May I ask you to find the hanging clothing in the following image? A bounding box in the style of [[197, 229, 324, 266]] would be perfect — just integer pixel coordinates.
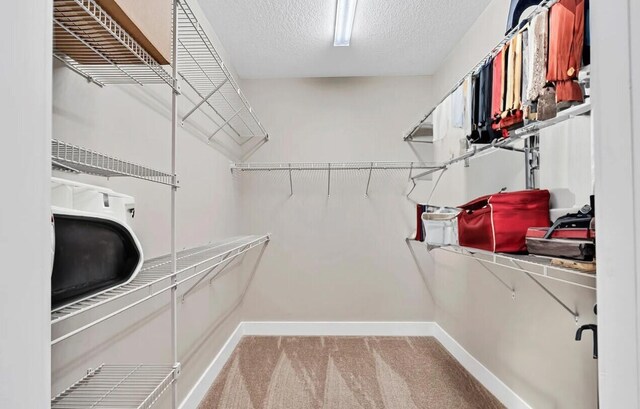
[[503, 32, 523, 115], [477, 61, 492, 131], [506, 0, 543, 34], [525, 9, 549, 102], [521, 25, 530, 107], [462, 76, 473, 136], [451, 84, 465, 129], [432, 96, 451, 143], [495, 32, 524, 131], [547, 0, 585, 103], [469, 60, 501, 144], [491, 48, 506, 119]]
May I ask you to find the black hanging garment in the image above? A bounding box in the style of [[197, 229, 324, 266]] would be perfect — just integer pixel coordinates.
[[506, 0, 544, 34], [468, 60, 498, 144]]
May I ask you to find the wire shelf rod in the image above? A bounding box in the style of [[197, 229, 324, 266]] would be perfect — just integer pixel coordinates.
[[231, 161, 444, 172]]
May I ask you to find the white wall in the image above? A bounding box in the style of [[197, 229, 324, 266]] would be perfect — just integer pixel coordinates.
[[417, 0, 598, 407], [50, 2, 265, 407], [0, 1, 52, 408], [238, 76, 437, 322], [592, 0, 640, 406]]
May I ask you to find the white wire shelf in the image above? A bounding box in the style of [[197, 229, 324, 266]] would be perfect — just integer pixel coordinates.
[[53, 0, 176, 90], [409, 100, 592, 180], [51, 235, 270, 344], [231, 161, 444, 172], [51, 364, 175, 409], [52, 139, 177, 186], [177, 0, 268, 144], [431, 244, 596, 290]]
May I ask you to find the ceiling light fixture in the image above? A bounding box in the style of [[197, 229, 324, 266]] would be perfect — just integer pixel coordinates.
[[333, 0, 358, 46]]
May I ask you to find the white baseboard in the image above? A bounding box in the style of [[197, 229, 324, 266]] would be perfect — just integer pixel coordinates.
[[179, 321, 530, 409], [178, 323, 244, 409], [241, 321, 438, 337], [431, 324, 531, 409]]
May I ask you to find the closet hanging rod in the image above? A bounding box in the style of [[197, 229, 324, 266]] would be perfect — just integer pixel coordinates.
[[231, 161, 443, 172], [404, 0, 560, 141]]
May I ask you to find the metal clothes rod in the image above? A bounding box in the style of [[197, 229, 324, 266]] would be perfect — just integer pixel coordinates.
[[231, 161, 444, 172], [404, 0, 560, 141]]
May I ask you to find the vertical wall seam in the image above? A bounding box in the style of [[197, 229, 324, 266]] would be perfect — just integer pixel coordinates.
[[626, 0, 640, 403]]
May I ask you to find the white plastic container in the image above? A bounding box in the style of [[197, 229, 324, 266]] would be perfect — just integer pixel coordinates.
[[51, 178, 143, 308], [422, 207, 460, 247], [51, 177, 137, 227]]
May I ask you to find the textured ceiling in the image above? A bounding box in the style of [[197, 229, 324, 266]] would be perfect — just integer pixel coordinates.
[[198, 0, 493, 79]]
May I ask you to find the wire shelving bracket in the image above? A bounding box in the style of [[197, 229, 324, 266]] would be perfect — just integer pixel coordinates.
[[431, 244, 595, 323]]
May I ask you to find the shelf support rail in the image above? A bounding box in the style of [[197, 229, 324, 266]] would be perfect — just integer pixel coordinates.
[[52, 53, 105, 87], [176, 40, 247, 141], [180, 245, 247, 302], [437, 247, 581, 322], [510, 259, 580, 323], [437, 246, 516, 297], [209, 108, 244, 141], [179, 73, 243, 144]]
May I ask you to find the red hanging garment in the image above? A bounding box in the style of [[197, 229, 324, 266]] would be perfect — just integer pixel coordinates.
[[491, 49, 505, 119], [547, 0, 585, 103]]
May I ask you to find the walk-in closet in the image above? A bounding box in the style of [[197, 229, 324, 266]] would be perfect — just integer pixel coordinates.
[[2, 0, 639, 408]]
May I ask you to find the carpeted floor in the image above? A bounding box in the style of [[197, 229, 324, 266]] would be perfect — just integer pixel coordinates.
[[198, 336, 504, 409]]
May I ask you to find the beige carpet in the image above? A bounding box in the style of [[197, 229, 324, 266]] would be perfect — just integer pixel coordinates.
[[199, 336, 504, 409]]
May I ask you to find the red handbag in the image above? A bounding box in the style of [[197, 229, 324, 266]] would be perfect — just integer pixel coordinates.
[[457, 190, 551, 253]]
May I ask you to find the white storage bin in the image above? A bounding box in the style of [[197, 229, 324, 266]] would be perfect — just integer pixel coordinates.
[[422, 207, 459, 247], [51, 177, 136, 227]]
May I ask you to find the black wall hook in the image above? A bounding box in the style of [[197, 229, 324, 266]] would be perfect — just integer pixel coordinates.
[[576, 324, 598, 359]]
